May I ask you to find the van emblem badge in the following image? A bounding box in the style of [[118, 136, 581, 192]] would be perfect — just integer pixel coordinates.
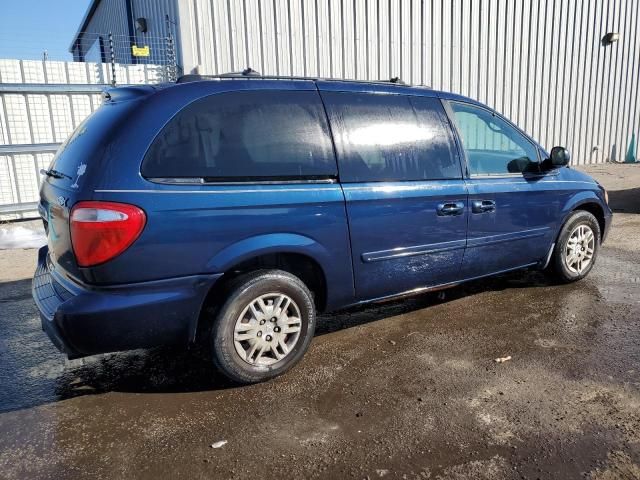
[[57, 196, 68, 207]]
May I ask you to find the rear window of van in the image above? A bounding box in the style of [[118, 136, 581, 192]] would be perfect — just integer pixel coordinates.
[[47, 100, 135, 189]]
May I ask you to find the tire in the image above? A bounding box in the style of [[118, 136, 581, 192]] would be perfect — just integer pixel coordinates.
[[211, 269, 316, 384], [549, 210, 601, 283]]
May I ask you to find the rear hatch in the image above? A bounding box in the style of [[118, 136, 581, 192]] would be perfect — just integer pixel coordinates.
[[39, 90, 148, 282]]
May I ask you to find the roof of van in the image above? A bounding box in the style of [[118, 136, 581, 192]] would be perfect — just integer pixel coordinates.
[[102, 71, 480, 108], [176, 72, 428, 89], [172, 71, 478, 103]]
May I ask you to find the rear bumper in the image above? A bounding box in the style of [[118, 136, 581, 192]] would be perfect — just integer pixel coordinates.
[[32, 246, 222, 358]]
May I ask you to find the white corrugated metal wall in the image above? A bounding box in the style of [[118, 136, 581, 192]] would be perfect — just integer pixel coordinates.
[[178, 0, 639, 165]]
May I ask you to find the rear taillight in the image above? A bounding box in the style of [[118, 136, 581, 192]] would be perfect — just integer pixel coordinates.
[[70, 201, 146, 267]]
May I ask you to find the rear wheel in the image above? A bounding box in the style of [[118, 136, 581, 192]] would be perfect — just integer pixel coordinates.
[[549, 210, 601, 283], [211, 270, 315, 384]]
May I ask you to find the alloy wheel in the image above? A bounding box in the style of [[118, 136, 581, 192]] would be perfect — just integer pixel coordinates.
[[233, 293, 302, 366], [565, 224, 595, 274]]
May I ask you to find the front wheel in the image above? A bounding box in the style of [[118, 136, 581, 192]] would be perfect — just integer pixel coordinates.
[[549, 210, 601, 283], [211, 270, 316, 384]]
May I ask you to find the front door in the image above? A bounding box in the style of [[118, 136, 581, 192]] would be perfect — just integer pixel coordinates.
[[320, 87, 468, 301], [444, 100, 556, 278]]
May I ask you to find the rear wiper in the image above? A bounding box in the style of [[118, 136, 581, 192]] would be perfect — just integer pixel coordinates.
[[40, 168, 72, 180]]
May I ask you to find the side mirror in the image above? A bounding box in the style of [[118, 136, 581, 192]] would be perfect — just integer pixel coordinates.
[[550, 146, 571, 167]]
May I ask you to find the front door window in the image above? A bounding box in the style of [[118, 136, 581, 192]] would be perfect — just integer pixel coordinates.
[[449, 102, 539, 175]]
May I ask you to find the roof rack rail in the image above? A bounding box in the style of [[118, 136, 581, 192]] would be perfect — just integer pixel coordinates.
[[177, 67, 262, 83], [176, 69, 429, 89], [216, 67, 262, 78]]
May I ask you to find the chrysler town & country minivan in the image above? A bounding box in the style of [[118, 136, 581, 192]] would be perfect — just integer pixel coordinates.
[[33, 73, 612, 383]]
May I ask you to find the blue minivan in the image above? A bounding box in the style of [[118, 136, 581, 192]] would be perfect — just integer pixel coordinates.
[[33, 73, 611, 383]]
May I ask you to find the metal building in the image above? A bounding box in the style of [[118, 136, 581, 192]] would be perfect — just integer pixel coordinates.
[[71, 0, 639, 165], [70, 0, 179, 66]]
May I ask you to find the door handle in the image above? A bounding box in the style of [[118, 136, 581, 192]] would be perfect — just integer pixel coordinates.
[[472, 200, 496, 214], [437, 201, 465, 216]]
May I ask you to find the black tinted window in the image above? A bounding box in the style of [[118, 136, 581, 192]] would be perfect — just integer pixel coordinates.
[[322, 92, 460, 182], [142, 90, 336, 180]]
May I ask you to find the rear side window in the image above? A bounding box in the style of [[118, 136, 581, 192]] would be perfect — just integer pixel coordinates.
[[322, 92, 460, 182], [142, 90, 336, 180]]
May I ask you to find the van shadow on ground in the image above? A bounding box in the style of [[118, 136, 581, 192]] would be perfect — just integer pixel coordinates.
[[0, 268, 558, 412], [608, 187, 640, 214]]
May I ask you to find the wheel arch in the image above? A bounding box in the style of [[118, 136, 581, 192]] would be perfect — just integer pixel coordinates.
[[214, 251, 329, 312], [572, 202, 605, 240], [559, 192, 607, 243], [193, 234, 334, 342]]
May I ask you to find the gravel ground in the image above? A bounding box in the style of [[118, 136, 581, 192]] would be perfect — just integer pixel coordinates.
[[0, 164, 639, 480]]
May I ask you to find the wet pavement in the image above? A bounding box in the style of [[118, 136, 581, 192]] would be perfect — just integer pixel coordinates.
[[1, 164, 639, 479]]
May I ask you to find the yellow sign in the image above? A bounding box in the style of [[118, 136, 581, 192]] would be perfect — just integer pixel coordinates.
[[132, 45, 150, 57]]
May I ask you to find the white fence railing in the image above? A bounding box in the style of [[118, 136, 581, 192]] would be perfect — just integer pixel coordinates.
[[0, 59, 167, 220], [0, 58, 172, 86]]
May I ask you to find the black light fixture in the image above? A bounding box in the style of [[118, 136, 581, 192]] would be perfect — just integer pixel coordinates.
[[602, 32, 620, 45], [136, 17, 148, 33]]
